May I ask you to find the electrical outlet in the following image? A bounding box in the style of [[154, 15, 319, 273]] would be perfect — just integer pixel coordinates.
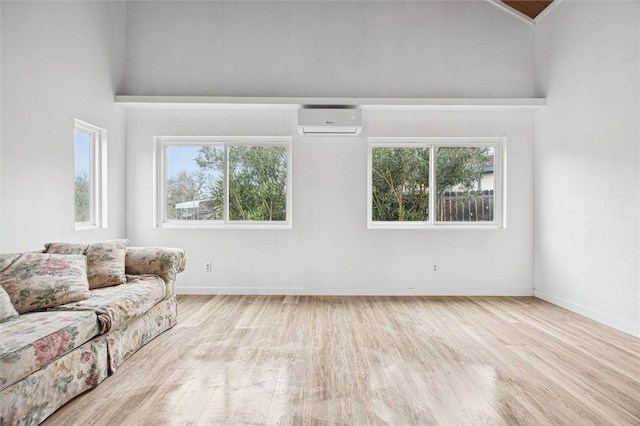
[[205, 262, 212, 272], [432, 264, 438, 272]]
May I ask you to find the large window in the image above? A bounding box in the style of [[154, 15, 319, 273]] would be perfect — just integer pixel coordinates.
[[155, 137, 292, 228], [368, 138, 504, 228], [74, 120, 107, 229]]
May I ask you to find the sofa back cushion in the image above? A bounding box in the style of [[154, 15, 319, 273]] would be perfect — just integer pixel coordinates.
[[0, 253, 92, 313], [45, 239, 128, 289], [0, 286, 18, 322]]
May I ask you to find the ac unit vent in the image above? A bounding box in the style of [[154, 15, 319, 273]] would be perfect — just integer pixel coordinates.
[[298, 108, 362, 136]]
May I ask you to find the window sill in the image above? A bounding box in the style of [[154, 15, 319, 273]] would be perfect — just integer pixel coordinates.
[[75, 224, 103, 231], [156, 222, 292, 230], [367, 223, 505, 230]]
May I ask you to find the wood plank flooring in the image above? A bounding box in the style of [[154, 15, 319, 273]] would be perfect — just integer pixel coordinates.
[[44, 296, 640, 425]]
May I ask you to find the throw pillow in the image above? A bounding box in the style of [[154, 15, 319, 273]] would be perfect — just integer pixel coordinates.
[[45, 239, 128, 289], [0, 285, 19, 322], [0, 253, 92, 314]]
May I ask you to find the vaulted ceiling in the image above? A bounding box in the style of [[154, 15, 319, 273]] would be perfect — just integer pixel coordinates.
[[502, 0, 554, 20]]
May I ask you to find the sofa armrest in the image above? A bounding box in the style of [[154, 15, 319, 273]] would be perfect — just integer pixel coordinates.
[[124, 247, 187, 298]]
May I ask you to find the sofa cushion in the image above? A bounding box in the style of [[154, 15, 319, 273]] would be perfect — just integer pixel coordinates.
[[0, 310, 100, 391], [45, 239, 128, 289], [0, 286, 18, 323], [0, 337, 109, 426], [0, 253, 92, 313], [50, 275, 166, 334]]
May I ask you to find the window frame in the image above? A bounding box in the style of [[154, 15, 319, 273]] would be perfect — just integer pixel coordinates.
[[74, 119, 107, 230], [154, 136, 293, 229], [367, 137, 505, 230]]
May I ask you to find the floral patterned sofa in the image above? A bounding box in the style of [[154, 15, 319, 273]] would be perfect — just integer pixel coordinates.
[[0, 240, 186, 425]]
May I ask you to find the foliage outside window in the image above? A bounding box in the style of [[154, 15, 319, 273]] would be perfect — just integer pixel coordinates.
[[74, 120, 106, 229], [369, 138, 504, 228], [157, 137, 291, 228]]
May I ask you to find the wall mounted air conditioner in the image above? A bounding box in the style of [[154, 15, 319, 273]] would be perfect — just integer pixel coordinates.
[[298, 108, 362, 136]]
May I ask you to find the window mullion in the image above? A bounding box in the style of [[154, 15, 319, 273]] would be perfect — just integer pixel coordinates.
[[93, 130, 103, 227], [429, 144, 436, 224], [223, 144, 230, 222], [89, 132, 96, 225], [95, 133, 100, 226], [161, 143, 168, 224], [496, 142, 504, 227]]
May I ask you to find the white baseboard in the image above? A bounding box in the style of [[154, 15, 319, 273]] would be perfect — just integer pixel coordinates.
[[176, 286, 534, 297], [534, 289, 640, 338]]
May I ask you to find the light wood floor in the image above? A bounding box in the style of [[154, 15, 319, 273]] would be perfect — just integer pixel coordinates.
[[44, 296, 640, 425]]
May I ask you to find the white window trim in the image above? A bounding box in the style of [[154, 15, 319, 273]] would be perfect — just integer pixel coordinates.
[[154, 136, 293, 229], [74, 119, 107, 230], [367, 137, 506, 230]]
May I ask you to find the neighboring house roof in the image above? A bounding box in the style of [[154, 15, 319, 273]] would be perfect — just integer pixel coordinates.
[[175, 199, 212, 209]]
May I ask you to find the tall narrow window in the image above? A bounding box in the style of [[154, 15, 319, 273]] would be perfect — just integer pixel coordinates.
[[74, 120, 106, 229], [368, 138, 504, 228], [156, 137, 291, 228]]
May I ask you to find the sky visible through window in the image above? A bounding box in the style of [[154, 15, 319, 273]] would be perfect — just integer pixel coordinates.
[[167, 145, 204, 178], [74, 129, 91, 176]]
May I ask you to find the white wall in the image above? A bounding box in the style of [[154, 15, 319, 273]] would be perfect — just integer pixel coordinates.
[[534, 0, 640, 336], [127, 108, 535, 295], [122, 0, 536, 295], [1, 2, 128, 252], [123, 1, 534, 98]]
